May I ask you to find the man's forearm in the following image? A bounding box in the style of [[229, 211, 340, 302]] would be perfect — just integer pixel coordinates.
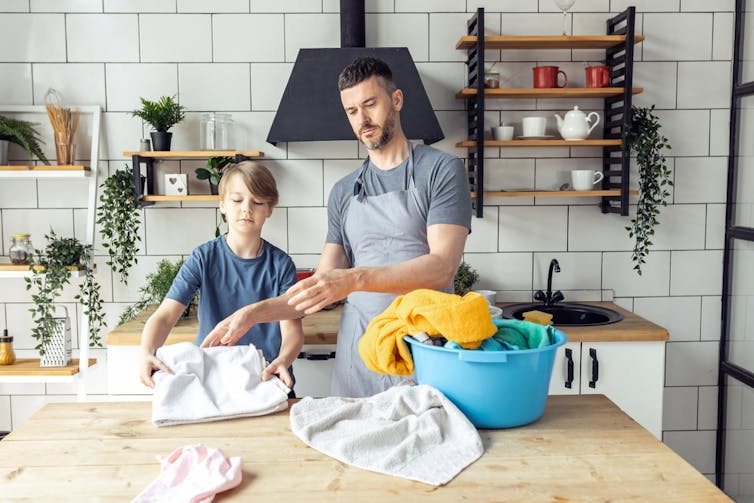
[[349, 252, 457, 295], [245, 294, 304, 325]]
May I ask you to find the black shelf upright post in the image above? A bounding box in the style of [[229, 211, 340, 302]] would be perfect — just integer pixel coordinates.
[[131, 154, 155, 207], [465, 8, 485, 218], [601, 6, 636, 216]]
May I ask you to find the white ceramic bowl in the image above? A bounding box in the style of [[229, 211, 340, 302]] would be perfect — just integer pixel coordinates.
[[489, 305, 503, 319]]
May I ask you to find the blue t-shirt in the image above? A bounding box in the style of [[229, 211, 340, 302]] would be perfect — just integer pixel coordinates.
[[166, 235, 297, 365]]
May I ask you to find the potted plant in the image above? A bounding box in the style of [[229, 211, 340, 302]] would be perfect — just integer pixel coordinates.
[[118, 258, 197, 325], [97, 165, 142, 284], [25, 230, 105, 358], [0, 115, 50, 165], [131, 95, 186, 151], [623, 105, 673, 275], [195, 156, 232, 195], [454, 260, 480, 296]]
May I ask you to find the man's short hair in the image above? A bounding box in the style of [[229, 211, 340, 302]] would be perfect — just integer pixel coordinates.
[[337, 56, 397, 94]]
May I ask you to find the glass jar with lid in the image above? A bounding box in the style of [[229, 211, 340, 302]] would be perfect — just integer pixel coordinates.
[[200, 112, 235, 150], [9, 233, 33, 265]]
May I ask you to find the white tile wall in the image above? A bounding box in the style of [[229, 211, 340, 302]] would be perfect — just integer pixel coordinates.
[[0, 64, 33, 104], [213, 14, 285, 63], [139, 14, 212, 62], [67, 14, 139, 62], [0, 4, 738, 482], [0, 14, 66, 62]]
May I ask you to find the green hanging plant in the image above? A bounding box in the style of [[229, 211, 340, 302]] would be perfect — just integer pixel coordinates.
[[454, 260, 480, 296], [97, 165, 142, 284], [25, 230, 105, 354], [623, 105, 673, 275]]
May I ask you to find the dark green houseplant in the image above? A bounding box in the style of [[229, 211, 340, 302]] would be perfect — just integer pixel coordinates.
[[624, 105, 673, 275], [131, 95, 186, 151], [118, 258, 196, 325], [454, 260, 480, 296], [97, 165, 142, 284], [195, 156, 232, 195], [0, 115, 50, 164], [25, 230, 105, 355]]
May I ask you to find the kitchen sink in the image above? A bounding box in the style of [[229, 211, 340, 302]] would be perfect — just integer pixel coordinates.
[[500, 302, 624, 327]]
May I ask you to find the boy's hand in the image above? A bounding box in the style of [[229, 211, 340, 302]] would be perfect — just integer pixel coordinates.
[[138, 351, 173, 388], [262, 358, 293, 389], [201, 306, 255, 347]]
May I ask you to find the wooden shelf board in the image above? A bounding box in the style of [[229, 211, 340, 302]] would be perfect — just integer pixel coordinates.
[[456, 139, 622, 148], [476, 189, 639, 198], [0, 165, 91, 178], [141, 195, 220, 202], [456, 87, 643, 99], [0, 264, 86, 273], [455, 34, 645, 50], [0, 358, 95, 377], [123, 150, 263, 158]]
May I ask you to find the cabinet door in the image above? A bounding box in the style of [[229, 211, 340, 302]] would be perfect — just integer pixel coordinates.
[[548, 342, 581, 395], [292, 344, 336, 398], [580, 341, 665, 438]]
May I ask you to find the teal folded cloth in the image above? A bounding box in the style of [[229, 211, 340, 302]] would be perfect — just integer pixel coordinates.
[[491, 318, 553, 350]]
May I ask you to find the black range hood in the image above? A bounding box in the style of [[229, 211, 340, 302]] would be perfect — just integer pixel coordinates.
[[266, 0, 444, 145]]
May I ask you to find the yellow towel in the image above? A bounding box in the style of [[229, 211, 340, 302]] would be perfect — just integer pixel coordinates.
[[522, 310, 553, 326], [358, 289, 497, 376]]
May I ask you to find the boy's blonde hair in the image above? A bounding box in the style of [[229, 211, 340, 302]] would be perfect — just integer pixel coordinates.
[[218, 161, 279, 207]]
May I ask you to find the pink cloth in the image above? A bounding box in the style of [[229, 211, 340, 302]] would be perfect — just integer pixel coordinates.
[[132, 445, 242, 503]]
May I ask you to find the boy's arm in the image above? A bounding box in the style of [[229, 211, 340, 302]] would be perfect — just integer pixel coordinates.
[[261, 318, 304, 388], [138, 298, 186, 387], [200, 293, 303, 347]]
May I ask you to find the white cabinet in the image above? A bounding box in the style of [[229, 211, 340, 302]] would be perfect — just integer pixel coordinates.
[[549, 340, 665, 438]]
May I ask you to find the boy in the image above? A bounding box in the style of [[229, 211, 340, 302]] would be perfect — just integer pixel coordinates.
[[138, 161, 304, 391]]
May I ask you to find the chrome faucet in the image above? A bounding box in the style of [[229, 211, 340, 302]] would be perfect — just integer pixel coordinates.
[[533, 258, 564, 306]]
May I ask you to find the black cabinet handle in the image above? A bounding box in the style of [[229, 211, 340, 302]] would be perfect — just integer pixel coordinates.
[[589, 347, 599, 388], [565, 348, 574, 389], [297, 351, 336, 361]]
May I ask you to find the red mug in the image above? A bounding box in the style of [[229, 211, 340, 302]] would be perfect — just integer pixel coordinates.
[[585, 65, 610, 88], [533, 66, 567, 88]]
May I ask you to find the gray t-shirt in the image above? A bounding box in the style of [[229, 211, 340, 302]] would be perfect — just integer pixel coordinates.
[[326, 144, 472, 266]]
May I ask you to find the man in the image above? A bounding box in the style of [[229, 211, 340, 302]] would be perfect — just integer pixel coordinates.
[[286, 56, 472, 396]]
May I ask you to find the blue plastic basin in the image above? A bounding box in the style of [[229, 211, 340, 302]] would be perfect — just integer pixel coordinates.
[[403, 324, 567, 429]]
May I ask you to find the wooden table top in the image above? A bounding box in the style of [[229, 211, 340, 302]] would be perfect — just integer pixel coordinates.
[[0, 395, 728, 501], [106, 301, 666, 347]]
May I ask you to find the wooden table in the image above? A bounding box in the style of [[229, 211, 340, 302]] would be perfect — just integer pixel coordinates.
[[0, 395, 729, 501]]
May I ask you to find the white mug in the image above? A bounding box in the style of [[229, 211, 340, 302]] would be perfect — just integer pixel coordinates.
[[492, 125, 514, 141], [571, 169, 604, 191], [522, 117, 547, 137]]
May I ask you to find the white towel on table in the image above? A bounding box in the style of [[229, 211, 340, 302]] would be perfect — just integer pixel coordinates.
[[152, 342, 290, 427], [289, 384, 484, 486]]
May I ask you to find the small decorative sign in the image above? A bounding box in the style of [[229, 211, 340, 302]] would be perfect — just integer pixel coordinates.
[[164, 174, 188, 196]]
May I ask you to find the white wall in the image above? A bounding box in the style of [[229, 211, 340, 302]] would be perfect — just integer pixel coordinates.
[[0, 0, 735, 480]]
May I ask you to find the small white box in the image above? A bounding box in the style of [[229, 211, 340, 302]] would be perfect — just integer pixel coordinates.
[[164, 174, 188, 196]]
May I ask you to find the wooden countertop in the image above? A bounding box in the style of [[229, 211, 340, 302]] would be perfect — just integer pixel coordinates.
[[106, 304, 342, 346], [106, 301, 666, 347], [0, 395, 729, 501]]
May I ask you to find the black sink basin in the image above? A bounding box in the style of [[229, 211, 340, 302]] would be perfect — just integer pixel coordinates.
[[500, 302, 624, 327]]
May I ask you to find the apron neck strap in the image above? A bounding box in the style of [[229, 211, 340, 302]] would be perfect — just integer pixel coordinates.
[[353, 141, 415, 201]]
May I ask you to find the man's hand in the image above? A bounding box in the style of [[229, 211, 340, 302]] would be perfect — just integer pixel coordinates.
[[138, 350, 173, 388], [262, 357, 293, 388], [286, 269, 353, 315], [201, 305, 255, 348]]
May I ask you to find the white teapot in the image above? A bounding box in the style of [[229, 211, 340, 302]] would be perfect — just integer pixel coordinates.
[[555, 106, 600, 140]]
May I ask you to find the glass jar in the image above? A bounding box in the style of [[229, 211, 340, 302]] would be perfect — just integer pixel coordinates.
[[9, 233, 33, 265], [0, 329, 15, 366], [484, 71, 500, 89], [200, 113, 235, 150]]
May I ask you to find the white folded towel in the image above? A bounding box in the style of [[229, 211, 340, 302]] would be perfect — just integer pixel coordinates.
[[289, 384, 484, 486], [152, 342, 290, 427]]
